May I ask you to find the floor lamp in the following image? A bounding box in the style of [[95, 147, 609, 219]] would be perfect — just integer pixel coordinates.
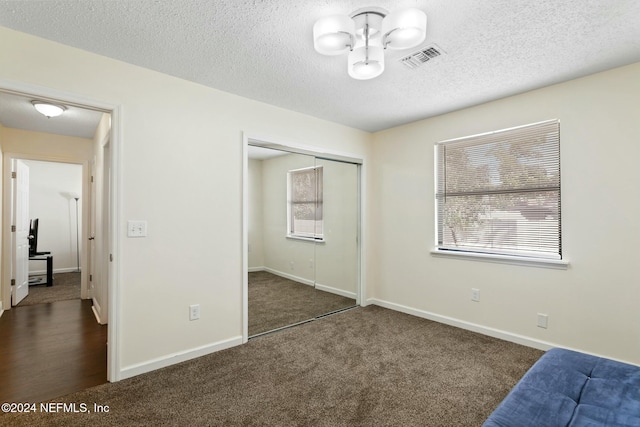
[[74, 196, 80, 272]]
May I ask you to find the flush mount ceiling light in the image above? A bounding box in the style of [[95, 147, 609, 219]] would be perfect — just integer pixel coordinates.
[[313, 7, 427, 80], [31, 101, 66, 118]]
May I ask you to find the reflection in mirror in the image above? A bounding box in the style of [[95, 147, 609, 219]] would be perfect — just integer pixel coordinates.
[[247, 145, 358, 337], [313, 158, 358, 317]]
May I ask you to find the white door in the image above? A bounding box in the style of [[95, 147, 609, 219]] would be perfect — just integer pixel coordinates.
[[12, 160, 30, 306], [89, 157, 97, 300]]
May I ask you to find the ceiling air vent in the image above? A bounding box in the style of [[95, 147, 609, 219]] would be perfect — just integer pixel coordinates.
[[399, 45, 444, 70]]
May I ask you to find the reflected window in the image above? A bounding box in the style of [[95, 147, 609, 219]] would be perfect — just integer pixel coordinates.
[[435, 120, 561, 260], [287, 166, 323, 240]]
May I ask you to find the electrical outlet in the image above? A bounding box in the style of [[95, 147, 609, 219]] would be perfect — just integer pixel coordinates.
[[190, 304, 200, 321], [471, 288, 480, 302], [537, 313, 548, 329]]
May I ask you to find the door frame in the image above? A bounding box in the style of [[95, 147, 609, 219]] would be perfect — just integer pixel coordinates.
[[241, 132, 366, 343], [4, 155, 87, 299], [0, 80, 122, 382]]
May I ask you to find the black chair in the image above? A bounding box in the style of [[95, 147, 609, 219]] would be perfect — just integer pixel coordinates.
[[28, 218, 53, 286]]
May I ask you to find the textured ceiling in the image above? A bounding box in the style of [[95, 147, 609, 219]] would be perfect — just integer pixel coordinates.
[[1, 0, 639, 133]]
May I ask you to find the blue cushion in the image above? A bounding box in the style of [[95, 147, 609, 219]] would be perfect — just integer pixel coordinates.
[[569, 404, 640, 427], [484, 348, 640, 427]]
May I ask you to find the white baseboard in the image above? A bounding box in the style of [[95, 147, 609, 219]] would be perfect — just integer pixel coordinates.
[[0, 300, 3, 317], [251, 268, 356, 297], [366, 297, 554, 352], [315, 283, 357, 299], [91, 298, 107, 325], [367, 298, 640, 366], [120, 336, 243, 380], [30, 267, 80, 275], [262, 267, 314, 286]]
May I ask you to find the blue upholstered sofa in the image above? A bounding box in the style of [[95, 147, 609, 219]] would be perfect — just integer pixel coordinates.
[[484, 348, 640, 427]]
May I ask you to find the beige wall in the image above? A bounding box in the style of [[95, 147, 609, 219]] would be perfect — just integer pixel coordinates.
[[1, 127, 93, 160], [247, 159, 265, 270], [0, 26, 372, 377], [370, 62, 640, 365]]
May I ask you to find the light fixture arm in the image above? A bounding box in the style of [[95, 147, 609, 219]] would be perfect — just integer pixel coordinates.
[[364, 14, 370, 63]]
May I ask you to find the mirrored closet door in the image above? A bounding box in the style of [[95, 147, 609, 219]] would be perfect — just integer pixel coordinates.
[[247, 145, 359, 337]]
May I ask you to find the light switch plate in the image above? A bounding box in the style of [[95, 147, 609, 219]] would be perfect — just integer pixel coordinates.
[[127, 220, 147, 237]]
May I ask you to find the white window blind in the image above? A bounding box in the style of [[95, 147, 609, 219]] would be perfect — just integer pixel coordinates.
[[436, 120, 561, 259], [287, 166, 323, 239]]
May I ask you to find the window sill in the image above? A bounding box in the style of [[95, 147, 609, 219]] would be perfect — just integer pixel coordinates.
[[430, 249, 569, 270], [286, 235, 325, 243]]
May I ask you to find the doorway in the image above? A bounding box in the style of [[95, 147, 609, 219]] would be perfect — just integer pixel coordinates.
[[0, 85, 120, 392], [242, 135, 364, 341], [14, 159, 84, 307]]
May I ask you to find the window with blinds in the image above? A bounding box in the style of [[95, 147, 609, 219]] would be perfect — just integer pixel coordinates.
[[435, 120, 561, 259], [287, 166, 323, 239]]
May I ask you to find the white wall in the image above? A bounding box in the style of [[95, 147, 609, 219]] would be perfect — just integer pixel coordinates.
[[247, 159, 264, 270], [24, 159, 82, 273], [370, 62, 640, 365], [0, 26, 372, 376]]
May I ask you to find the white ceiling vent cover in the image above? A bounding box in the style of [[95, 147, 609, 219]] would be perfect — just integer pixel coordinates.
[[399, 45, 445, 69]]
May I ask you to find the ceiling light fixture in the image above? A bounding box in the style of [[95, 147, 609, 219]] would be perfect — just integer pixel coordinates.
[[31, 101, 66, 118], [313, 7, 427, 80]]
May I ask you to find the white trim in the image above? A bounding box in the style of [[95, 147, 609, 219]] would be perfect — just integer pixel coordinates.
[[437, 119, 559, 145], [108, 105, 122, 381], [119, 336, 243, 380], [315, 283, 357, 299], [246, 134, 364, 165], [242, 136, 249, 343], [430, 248, 569, 269], [91, 304, 106, 325], [367, 297, 554, 351], [248, 268, 357, 298], [264, 267, 314, 286], [30, 267, 79, 275], [367, 297, 640, 367], [286, 235, 325, 243]]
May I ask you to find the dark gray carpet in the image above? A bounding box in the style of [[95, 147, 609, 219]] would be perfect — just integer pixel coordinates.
[[249, 271, 356, 336], [17, 272, 81, 307], [0, 305, 543, 426]]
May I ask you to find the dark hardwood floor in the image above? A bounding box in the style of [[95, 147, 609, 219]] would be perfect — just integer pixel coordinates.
[[0, 299, 107, 403]]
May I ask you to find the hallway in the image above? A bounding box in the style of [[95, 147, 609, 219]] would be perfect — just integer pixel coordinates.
[[0, 299, 107, 403]]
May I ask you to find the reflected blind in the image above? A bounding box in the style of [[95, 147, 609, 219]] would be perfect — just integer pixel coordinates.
[[288, 166, 323, 238], [436, 120, 561, 259]]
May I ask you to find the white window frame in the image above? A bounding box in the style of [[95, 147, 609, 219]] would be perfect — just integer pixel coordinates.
[[433, 120, 568, 269], [287, 165, 324, 241]]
